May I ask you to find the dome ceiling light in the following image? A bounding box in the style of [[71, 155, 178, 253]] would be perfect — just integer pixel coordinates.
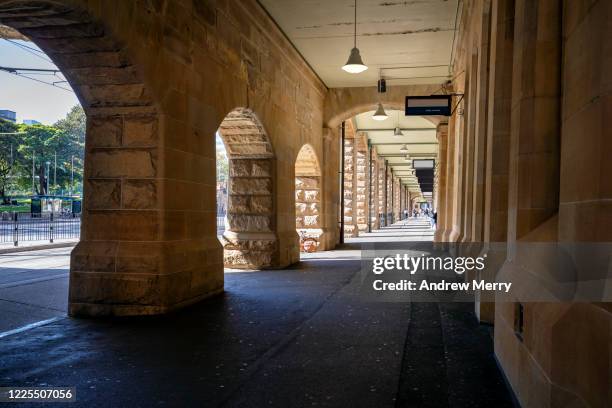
[[342, 0, 367, 74]]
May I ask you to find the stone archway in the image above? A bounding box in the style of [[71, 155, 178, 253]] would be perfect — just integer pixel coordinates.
[[218, 108, 277, 269], [0, 0, 211, 317], [294, 144, 322, 251]]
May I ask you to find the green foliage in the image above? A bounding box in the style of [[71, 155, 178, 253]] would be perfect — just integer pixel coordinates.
[[0, 105, 85, 197]]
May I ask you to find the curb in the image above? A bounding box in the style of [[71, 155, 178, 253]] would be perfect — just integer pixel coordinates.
[[0, 241, 77, 255]]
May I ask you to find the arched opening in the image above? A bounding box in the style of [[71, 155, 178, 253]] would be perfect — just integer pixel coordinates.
[[339, 109, 437, 241], [0, 1, 169, 317], [217, 108, 277, 269], [294, 144, 322, 253]]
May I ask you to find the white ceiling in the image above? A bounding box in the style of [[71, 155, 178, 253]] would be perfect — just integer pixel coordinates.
[[260, 0, 459, 88], [353, 110, 437, 192]]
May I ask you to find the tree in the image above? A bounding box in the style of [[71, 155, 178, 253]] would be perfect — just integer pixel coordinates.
[[53, 105, 85, 195], [15, 124, 71, 195], [0, 119, 20, 201], [0, 157, 12, 202], [0, 106, 86, 196], [54, 104, 85, 152]]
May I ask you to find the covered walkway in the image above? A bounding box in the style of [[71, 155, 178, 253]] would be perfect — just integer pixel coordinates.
[[0, 220, 513, 407]]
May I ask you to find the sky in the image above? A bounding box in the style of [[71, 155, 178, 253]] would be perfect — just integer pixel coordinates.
[[0, 39, 228, 155], [0, 39, 80, 125]]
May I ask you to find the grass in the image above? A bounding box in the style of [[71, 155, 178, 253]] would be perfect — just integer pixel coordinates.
[[0, 204, 30, 213]]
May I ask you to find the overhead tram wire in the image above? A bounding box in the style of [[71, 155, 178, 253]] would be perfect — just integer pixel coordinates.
[[0, 65, 73, 92], [3, 38, 53, 64]]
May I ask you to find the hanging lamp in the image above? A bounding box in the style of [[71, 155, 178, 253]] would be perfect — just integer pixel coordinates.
[[372, 102, 388, 121], [399, 144, 408, 153], [342, 0, 368, 74], [393, 111, 403, 136]]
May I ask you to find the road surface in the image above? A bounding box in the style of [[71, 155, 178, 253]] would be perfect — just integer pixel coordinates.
[[0, 247, 69, 335]]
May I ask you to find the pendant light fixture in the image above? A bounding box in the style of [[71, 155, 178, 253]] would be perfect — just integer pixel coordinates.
[[342, 0, 368, 74], [372, 102, 388, 121], [393, 111, 403, 136], [399, 144, 408, 153], [404, 154, 411, 162]]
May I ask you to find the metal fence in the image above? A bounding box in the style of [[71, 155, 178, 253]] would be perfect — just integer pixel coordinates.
[[217, 213, 225, 235], [0, 212, 81, 246]]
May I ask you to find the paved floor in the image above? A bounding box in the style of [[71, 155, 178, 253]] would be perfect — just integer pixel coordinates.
[[0, 219, 514, 407]]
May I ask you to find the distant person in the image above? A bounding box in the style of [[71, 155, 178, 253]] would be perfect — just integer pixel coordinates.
[[432, 211, 437, 229], [403, 209, 408, 220]]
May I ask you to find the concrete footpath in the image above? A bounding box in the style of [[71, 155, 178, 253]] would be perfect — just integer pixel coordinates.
[[0, 222, 513, 407]]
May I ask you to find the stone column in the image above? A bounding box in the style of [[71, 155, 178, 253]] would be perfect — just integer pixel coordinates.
[[470, 1, 492, 244], [434, 123, 449, 242], [393, 176, 401, 222], [496, 0, 563, 406], [355, 133, 369, 234], [222, 157, 276, 268], [343, 130, 358, 237], [71, 110, 224, 317], [378, 160, 386, 227], [370, 148, 380, 230], [448, 95, 466, 242], [460, 51, 479, 243], [442, 115, 457, 242], [477, 0, 514, 324], [506, 0, 561, 244], [321, 127, 340, 249]]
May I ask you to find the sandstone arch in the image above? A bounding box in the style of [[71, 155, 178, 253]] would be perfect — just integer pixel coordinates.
[[324, 84, 445, 129], [0, 0, 222, 317], [294, 144, 322, 250], [218, 108, 277, 269]]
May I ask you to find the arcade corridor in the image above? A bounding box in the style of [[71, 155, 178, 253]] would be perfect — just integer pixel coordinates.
[[0, 0, 610, 406], [0, 220, 513, 407]]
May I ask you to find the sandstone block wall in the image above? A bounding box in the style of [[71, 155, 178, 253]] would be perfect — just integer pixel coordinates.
[[436, 0, 612, 406], [0, 0, 331, 315]]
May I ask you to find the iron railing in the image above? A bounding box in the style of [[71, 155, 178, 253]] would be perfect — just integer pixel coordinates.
[[0, 212, 81, 246], [217, 213, 225, 235]]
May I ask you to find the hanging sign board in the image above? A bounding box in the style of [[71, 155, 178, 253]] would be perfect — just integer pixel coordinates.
[[405, 95, 452, 116]]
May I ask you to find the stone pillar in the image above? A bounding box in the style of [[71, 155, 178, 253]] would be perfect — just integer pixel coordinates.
[[393, 176, 401, 222], [470, 1, 492, 244], [295, 144, 324, 250], [295, 176, 321, 233], [218, 111, 277, 269], [459, 51, 479, 243], [448, 92, 466, 242], [378, 160, 386, 227], [321, 127, 340, 249], [71, 110, 224, 317], [496, 0, 563, 406], [370, 148, 380, 230], [506, 0, 561, 244], [222, 158, 276, 268], [434, 123, 449, 242], [343, 128, 358, 237], [355, 133, 369, 234], [442, 114, 457, 242], [477, 0, 514, 324]]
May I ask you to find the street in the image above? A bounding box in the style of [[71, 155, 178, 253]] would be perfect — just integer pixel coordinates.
[[0, 247, 69, 335]]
